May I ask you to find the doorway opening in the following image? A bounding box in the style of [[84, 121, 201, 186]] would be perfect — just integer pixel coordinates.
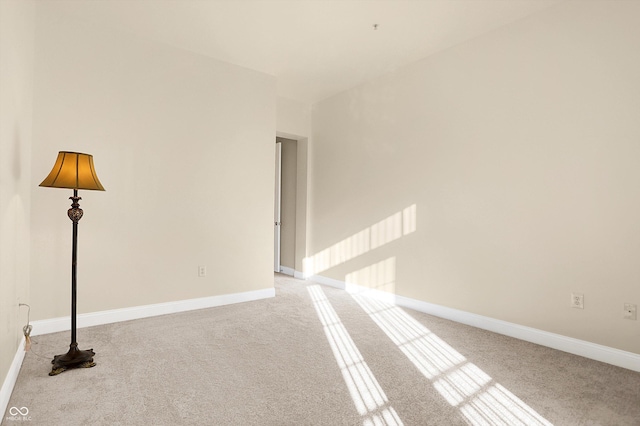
[[274, 135, 308, 278]]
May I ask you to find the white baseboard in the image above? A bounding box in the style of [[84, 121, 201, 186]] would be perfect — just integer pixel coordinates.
[[392, 292, 640, 372], [30, 287, 275, 337], [311, 275, 640, 372], [279, 266, 295, 277], [279, 267, 308, 281], [308, 274, 345, 290], [1, 336, 26, 420]]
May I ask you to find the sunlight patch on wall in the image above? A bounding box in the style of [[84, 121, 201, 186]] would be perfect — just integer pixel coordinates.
[[402, 204, 417, 236], [345, 257, 397, 295], [304, 204, 416, 277], [351, 294, 552, 426], [370, 211, 402, 250], [308, 285, 403, 426]]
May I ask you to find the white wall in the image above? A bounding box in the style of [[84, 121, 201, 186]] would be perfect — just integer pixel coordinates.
[[309, 1, 640, 354], [277, 96, 311, 140], [0, 0, 34, 394], [29, 5, 276, 322]]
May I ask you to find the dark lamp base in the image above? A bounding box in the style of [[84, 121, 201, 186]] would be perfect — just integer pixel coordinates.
[[50, 343, 96, 376]]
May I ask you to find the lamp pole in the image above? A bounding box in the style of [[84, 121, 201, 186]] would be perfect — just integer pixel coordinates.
[[49, 190, 96, 376], [69, 190, 82, 349]]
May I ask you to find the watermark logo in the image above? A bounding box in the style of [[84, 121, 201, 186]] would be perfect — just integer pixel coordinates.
[[6, 406, 31, 422]]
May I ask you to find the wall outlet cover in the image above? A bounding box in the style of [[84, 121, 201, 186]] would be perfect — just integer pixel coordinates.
[[623, 303, 637, 320], [571, 293, 584, 309], [198, 265, 207, 277]]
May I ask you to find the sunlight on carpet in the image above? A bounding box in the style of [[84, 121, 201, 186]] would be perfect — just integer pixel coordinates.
[[350, 293, 553, 426], [308, 285, 403, 426]]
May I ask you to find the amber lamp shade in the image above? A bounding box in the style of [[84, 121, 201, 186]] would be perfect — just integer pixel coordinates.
[[40, 151, 105, 191]]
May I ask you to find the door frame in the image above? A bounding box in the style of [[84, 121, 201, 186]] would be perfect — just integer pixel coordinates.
[[275, 132, 308, 278], [274, 141, 282, 272]]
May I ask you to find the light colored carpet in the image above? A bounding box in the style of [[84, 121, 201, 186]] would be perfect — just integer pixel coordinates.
[[3, 274, 640, 425]]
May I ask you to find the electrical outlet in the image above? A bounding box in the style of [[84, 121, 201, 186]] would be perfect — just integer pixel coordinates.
[[571, 293, 584, 309], [198, 265, 207, 277], [623, 303, 637, 320]]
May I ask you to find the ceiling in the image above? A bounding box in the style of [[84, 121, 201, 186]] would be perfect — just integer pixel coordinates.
[[42, 0, 563, 103]]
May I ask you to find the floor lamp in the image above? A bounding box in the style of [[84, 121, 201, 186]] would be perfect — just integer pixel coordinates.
[[40, 151, 105, 376]]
